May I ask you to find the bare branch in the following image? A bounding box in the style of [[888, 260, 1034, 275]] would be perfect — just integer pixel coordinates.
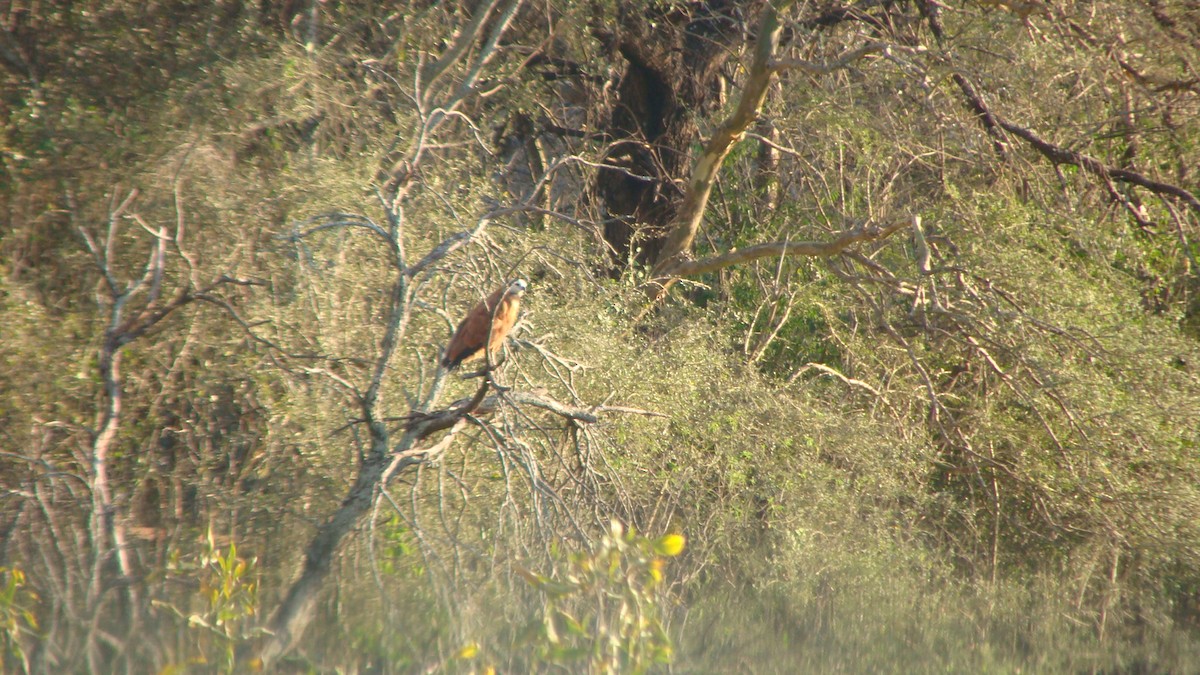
[[104, 189, 139, 275], [945, 64, 1200, 215], [648, 5, 785, 280], [407, 208, 499, 278], [402, 386, 664, 432], [660, 216, 915, 278], [419, 0, 511, 109], [789, 361, 883, 398], [994, 116, 1200, 215], [445, 0, 524, 109], [283, 214, 401, 264], [638, 3, 916, 309], [769, 41, 887, 75]]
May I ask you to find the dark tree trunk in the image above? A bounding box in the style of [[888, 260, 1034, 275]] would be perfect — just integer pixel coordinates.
[[595, 0, 756, 270]]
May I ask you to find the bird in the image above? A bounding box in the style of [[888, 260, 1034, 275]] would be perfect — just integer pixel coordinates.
[[441, 279, 527, 370]]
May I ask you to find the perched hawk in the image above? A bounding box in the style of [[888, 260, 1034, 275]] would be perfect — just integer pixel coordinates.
[[441, 279, 527, 370]]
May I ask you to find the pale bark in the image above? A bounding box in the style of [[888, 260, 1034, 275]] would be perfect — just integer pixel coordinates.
[[665, 218, 915, 278], [254, 384, 461, 667], [646, 6, 901, 300], [76, 187, 252, 665], [251, 368, 653, 668], [648, 5, 784, 282], [254, 0, 532, 659]]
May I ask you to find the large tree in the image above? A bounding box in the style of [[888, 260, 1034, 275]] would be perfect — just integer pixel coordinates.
[[3, 1, 1200, 672]]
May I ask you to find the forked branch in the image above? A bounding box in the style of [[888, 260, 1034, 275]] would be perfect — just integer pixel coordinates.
[[645, 5, 910, 301]]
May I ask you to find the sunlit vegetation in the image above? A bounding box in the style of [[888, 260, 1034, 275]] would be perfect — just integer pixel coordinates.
[[2, 1, 1199, 672]]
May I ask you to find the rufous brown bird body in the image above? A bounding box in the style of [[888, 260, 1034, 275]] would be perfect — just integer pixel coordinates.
[[441, 279, 527, 370]]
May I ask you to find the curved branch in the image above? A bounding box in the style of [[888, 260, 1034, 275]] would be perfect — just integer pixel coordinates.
[[419, 0, 520, 110], [283, 214, 401, 265], [644, 4, 902, 303], [994, 118, 1200, 215], [769, 41, 886, 75], [659, 217, 915, 278], [648, 5, 784, 279], [944, 64, 1200, 216]]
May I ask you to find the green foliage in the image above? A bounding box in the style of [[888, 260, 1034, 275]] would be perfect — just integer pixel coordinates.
[[517, 521, 685, 673], [2, 0, 1200, 672], [0, 568, 39, 673], [155, 530, 263, 674], [375, 514, 419, 578]]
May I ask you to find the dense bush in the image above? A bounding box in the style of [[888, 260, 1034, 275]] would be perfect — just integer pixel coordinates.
[[2, 1, 1198, 672]]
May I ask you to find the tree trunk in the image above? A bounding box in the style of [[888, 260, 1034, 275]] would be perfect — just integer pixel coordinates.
[[253, 422, 394, 668], [595, 0, 755, 270]]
